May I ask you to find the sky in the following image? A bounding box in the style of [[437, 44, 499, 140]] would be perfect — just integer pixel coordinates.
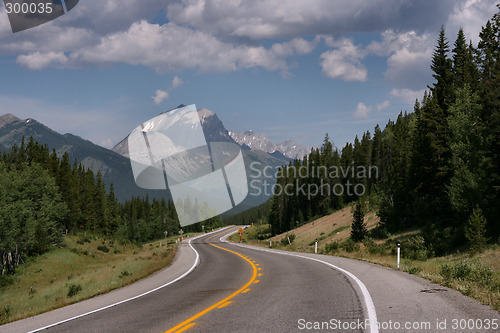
[[0, 0, 498, 150]]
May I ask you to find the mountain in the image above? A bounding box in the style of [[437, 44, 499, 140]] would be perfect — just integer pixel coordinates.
[[229, 129, 313, 160], [112, 107, 287, 212], [0, 108, 288, 213], [113, 107, 238, 158], [0, 114, 157, 202]]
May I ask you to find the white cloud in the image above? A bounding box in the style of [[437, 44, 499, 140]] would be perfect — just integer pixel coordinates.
[[31, 21, 314, 73], [166, 0, 434, 40], [152, 89, 169, 105], [353, 102, 372, 118], [390, 88, 426, 105], [1, 0, 496, 80], [377, 100, 390, 112], [320, 38, 367, 82], [16, 51, 68, 70], [366, 29, 434, 89], [447, 0, 498, 45], [152, 75, 184, 106], [171, 76, 184, 89]]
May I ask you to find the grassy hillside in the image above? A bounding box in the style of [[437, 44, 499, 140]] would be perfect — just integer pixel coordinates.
[[231, 206, 500, 312], [0, 234, 183, 324]]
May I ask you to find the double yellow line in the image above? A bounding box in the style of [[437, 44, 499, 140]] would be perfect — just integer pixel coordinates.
[[164, 227, 258, 333]]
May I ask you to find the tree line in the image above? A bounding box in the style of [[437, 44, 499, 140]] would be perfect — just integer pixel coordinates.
[[268, 6, 500, 255], [0, 137, 222, 275]]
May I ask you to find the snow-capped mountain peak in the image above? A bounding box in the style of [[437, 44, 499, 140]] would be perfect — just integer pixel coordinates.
[[229, 130, 311, 160]]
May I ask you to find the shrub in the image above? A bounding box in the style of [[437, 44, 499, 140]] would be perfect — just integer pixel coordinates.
[[440, 258, 494, 286], [325, 241, 339, 253], [0, 305, 10, 323], [67, 284, 82, 297], [363, 237, 384, 254], [97, 245, 109, 253], [402, 236, 434, 260], [342, 239, 360, 252], [119, 270, 131, 278], [280, 233, 296, 245], [77, 236, 91, 244]]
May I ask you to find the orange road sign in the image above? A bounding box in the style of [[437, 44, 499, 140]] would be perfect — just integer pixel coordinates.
[[238, 228, 243, 234]]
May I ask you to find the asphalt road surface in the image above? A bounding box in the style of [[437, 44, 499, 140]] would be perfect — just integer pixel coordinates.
[[2, 226, 499, 333]]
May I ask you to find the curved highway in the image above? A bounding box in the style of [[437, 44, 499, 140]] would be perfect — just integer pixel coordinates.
[[2, 226, 499, 333]]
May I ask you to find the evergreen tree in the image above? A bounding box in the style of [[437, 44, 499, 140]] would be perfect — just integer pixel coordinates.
[[452, 28, 478, 89], [430, 26, 454, 112], [447, 85, 486, 223], [351, 201, 367, 242], [465, 206, 488, 255], [476, 8, 500, 237]]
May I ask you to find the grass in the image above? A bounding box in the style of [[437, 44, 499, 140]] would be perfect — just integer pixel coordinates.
[[0, 234, 180, 325], [231, 206, 500, 313]]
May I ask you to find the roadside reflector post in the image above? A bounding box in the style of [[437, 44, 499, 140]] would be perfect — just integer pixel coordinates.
[[397, 241, 401, 269], [287, 236, 291, 244], [315, 239, 318, 254], [270, 240, 272, 248]]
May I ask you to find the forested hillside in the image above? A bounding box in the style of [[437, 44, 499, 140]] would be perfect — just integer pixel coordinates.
[[0, 138, 222, 276], [268, 6, 500, 255]]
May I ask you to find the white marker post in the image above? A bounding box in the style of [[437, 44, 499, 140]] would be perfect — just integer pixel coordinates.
[[397, 241, 401, 269], [270, 240, 272, 248], [315, 239, 318, 254]]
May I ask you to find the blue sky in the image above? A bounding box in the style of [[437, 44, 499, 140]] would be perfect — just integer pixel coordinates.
[[0, 0, 497, 149]]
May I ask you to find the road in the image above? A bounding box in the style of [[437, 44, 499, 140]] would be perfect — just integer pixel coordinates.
[[2, 226, 499, 333]]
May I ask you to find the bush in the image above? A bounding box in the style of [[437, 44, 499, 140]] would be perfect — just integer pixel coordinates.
[[342, 239, 360, 252], [325, 241, 339, 253], [440, 258, 494, 286], [0, 304, 10, 323], [119, 270, 131, 278], [402, 236, 434, 260], [67, 284, 82, 297], [363, 237, 384, 254], [280, 233, 296, 246], [97, 245, 109, 253], [77, 236, 91, 244]]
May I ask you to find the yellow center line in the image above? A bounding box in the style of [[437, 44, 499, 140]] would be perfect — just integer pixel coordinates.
[[217, 301, 232, 309], [172, 322, 196, 333], [164, 228, 258, 333]]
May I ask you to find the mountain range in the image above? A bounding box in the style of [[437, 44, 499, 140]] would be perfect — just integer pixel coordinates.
[[229, 130, 312, 160], [0, 107, 304, 214]]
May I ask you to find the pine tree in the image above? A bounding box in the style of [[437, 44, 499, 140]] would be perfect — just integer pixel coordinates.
[[430, 26, 454, 112], [452, 28, 478, 89], [447, 85, 485, 222], [351, 201, 367, 242], [476, 8, 500, 237], [465, 206, 488, 255]]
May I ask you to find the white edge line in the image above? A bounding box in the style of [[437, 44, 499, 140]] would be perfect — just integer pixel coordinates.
[[27, 228, 230, 333], [220, 229, 379, 333]]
